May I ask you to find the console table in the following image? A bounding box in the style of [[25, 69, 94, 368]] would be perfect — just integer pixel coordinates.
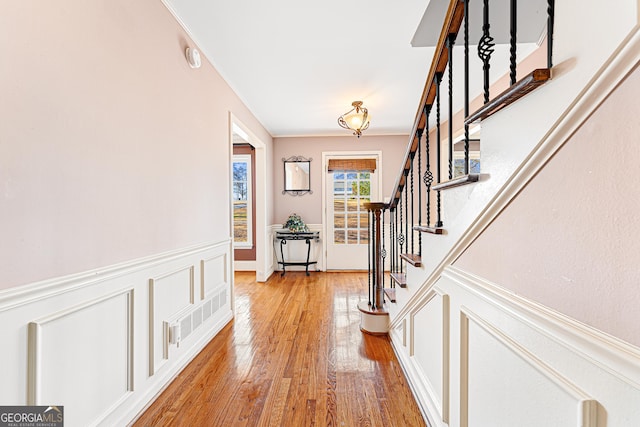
[[274, 231, 320, 276]]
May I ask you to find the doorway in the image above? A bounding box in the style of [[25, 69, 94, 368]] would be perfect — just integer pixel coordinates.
[[232, 143, 256, 263], [229, 115, 269, 281], [322, 152, 382, 270]]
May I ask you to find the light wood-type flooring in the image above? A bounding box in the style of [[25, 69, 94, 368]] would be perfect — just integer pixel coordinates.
[[133, 271, 426, 426]]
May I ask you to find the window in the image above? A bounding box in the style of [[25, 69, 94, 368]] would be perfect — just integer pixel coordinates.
[[332, 170, 371, 245], [454, 156, 481, 176], [452, 128, 481, 178], [232, 155, 252, 247]]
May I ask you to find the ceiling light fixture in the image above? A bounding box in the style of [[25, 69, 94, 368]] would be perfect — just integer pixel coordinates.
[[338, 101, 370, 138]]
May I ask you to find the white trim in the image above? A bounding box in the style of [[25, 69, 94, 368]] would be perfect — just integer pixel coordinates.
[[234, 260, 257, 271], [444, 265, 640, 389], [200, 251, 229, 300], [148, 264, 195, 376], [409, 289, 450, 423], [231, 153, 254, 248], [28, 289, 136, 426], [27, 288, 135, 405], [393, 264, 640, 427], [2, 240, 233, 427], [120, 310, 233, 426], [390, 334, 436, 425], [460, 306, 598, 427], [159, 0, 253, 113], [272, 132, 410, 138], [229, 113, 270, 283], [0, 240, 229, 313]]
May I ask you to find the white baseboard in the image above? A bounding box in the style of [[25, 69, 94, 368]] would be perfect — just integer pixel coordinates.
[[234, 260, 256, 271]]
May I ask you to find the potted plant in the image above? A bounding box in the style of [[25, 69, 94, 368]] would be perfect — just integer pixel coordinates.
[[283, 213, 309, 232]]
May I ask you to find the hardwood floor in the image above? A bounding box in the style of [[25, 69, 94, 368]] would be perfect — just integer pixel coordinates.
[[133, 271, 426, 426]]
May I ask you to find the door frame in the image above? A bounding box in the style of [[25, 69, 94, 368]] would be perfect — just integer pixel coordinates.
[[232, 148, 256, 256], [229, 113, 270, 282], [321, 151, 383, 270]]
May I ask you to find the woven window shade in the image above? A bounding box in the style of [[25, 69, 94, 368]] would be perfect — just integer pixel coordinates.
[[327, 158, 377, 172]]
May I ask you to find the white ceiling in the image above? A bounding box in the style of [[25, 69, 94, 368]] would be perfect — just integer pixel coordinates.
[[162, 0, 546, 138], [163, 0, 433, 137]]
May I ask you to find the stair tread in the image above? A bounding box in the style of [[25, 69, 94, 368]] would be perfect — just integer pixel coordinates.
[[431, 174, 479, 191], [465, 68, 551, 125], [390, 272, 407, 288], [413, 225, 445, 234], [383, 288, 396, 303], [400, 253, 422, 267]]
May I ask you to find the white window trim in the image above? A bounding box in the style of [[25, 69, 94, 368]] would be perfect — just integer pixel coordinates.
[[232, 154, 253, 248], [331, 170, 372, 245]]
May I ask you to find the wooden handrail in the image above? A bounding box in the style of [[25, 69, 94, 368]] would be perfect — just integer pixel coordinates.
[[389, 0, 465, 208], [388, 0, 552, 208]]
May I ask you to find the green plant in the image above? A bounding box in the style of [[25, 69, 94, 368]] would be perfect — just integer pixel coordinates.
[[283, 213, 309, 232]]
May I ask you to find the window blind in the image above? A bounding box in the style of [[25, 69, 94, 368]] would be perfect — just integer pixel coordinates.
[[327, 158, 377, 172]]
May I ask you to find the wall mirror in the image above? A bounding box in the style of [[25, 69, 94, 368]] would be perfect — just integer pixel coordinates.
[[282, 156, 312, 196]]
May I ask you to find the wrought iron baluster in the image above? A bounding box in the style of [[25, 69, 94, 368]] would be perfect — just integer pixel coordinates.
[[423, 106, 433, 227], [398, 193, 404, 274], [390, 207, 395, 282], [410, 153, 415, 255], [404, 170, 409, 254], [435, 73, 444, 227], [478, 0, 495, 104], [448, 34, 455, 180], [368, 207, 372, 305], [547, 0, 555, 68], [381, 207, 386, 290], [372, 208, 377, 306], [417, 128, 423, 256], [393, 206, 402, 273], [464, 0, 470, 175], [510, 0, 517, 85]]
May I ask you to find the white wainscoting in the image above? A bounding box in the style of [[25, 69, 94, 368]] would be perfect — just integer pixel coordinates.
[[149, 265, 194, 376], [0, 240, 233, 427], [390, 265, 640, 427], [28, 290, 134, 427], [410, 289, 450, 424], [201, 252, 228, 299]]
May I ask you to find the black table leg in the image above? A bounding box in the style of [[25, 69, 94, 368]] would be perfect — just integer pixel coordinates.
[[304, 237, 311, 276], [280, 238, 287, 277]]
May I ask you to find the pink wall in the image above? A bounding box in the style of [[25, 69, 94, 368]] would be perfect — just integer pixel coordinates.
[[455, 65, 640, 347], [0, 0, 272, 289], [272, 135, 408, 225]]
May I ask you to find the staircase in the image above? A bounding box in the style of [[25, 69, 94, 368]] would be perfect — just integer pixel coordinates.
[[362, 0, 640, 426], [361, 0, 554, 333]]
